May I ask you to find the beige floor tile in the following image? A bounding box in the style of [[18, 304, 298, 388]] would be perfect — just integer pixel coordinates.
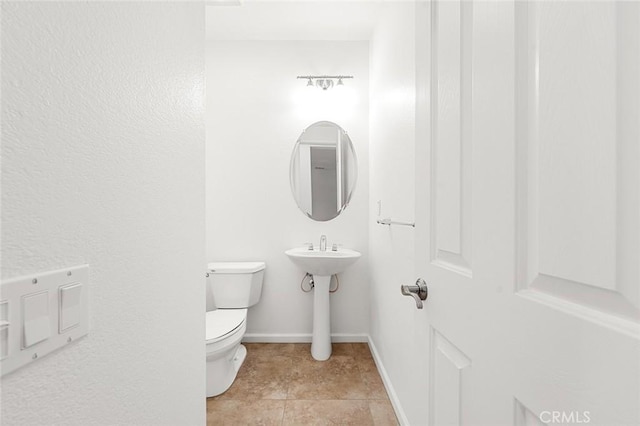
[[288, 355, 370, 400], [351, 343, 374, 360], [213, 355, 292, 401], [291, 343, 314, 360], [283, 400, 374, 425], [331, 343, 354, 356], [207, 343, 396, 425], [359, 369, 389, 400], [245, 343, 296, 357], [357, 357, 380, 374], [206, 399, 285, 426], [291, 343, 358, 360], [369, 400, 399, 426]]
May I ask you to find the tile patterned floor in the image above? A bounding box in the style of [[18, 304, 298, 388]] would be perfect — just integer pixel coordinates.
[[206, 343, 399, 426]]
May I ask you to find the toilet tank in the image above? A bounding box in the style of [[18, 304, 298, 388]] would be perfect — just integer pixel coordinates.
[[207, 262, 265, 310]]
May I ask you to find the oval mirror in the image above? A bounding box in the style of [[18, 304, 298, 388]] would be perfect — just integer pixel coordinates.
[[290, 121, 358, 221]]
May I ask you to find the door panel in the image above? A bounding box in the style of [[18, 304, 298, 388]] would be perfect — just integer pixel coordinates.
[[430, 0, 473, 277], [430, 328, 472, 426], [515, 0, 640, 325], [514, 399, 547, 426], [416, 1, 640, 425], [512, 2, 640, 424]]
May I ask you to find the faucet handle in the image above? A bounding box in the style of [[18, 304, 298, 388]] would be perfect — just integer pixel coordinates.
[[303, 242, 314, 250], [331, 243, 341, 251]]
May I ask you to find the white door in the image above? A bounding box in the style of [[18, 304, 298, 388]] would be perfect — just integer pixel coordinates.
[[414, 1, 640, 425]]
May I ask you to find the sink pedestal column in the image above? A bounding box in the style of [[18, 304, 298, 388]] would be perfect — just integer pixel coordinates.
[[311, 275, 331, 361]]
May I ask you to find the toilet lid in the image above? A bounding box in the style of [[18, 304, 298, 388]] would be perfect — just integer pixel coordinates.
[[207, 262, 265, 274], [206, 309, 247, 343]]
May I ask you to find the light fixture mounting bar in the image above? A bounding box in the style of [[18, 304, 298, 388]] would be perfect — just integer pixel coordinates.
[[296, 75, 354, 80]]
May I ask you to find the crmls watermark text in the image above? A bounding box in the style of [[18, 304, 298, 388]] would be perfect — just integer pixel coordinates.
[[539, 411, 591, 424]]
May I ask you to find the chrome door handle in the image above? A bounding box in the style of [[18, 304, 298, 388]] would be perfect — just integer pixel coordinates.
[[401, 278, 428, 309]]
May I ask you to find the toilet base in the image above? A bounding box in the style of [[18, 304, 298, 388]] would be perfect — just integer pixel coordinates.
[[206, 343, 247, 398], [233, 344, 247, 374]]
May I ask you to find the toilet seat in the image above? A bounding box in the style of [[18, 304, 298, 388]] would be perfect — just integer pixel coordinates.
[[206, 309, 247, 344]]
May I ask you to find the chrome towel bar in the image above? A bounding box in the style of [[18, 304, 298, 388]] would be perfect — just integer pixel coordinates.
[[376, 218, 415, 228]]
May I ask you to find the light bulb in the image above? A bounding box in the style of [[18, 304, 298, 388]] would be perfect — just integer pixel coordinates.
[[316, 79, 334, 90]]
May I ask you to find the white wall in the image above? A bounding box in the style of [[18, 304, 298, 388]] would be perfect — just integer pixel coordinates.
[[368, 3, 429, 425], [1, 3, 206, 425], [206, 41, 370, 339]]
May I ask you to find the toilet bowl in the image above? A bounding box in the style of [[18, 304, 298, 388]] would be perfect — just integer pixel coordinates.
[[206, 308, 248, 397], [205, 261, 265, 397]]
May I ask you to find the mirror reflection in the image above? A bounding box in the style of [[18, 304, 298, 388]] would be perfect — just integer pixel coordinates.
[[290, 121, 357, 221]]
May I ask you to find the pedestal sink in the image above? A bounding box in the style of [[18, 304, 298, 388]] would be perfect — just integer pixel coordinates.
[[285, 247, 361, 361]]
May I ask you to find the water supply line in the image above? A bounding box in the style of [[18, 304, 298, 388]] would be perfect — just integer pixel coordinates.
[[300, 273, 340, 293], [329, 275, 339, 293], [300, 273, 314, 292]]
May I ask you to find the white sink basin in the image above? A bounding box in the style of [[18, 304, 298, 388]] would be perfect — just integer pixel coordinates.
[[285, 246, 361, 361], [285, 247, 361, 276]]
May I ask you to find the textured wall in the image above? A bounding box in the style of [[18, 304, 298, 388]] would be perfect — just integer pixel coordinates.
[[206, 41, 370, 339], [1, 2, 206, 425]]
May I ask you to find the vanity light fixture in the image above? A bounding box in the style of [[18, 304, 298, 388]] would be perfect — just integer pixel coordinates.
[[297, 75, 354, 91]]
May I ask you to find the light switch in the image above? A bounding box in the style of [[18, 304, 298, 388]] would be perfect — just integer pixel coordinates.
[[22, 291, 50, 348], [0, 300, 8, 359], [0, 326, 7, 359], [0, 300, 8, 322], [59, 283, 82, 332]]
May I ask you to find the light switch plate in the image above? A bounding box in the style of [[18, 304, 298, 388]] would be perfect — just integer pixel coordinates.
[[0, 265, 89, 376]]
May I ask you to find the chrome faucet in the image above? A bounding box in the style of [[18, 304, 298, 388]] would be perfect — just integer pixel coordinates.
[[319, 235, 327, 252]]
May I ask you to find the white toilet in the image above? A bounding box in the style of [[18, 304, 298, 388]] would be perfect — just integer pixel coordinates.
[[205, 261, 265, 397]]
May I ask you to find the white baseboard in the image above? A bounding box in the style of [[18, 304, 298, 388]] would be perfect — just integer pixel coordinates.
[[367, 336, 409, 426], [242, 333, 369, 343]]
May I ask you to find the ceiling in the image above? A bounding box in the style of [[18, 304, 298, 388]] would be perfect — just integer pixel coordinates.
[[206, 1, 383, 41]]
